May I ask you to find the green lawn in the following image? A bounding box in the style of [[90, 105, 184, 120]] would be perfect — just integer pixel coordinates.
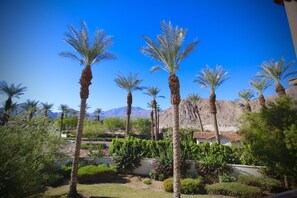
[[43, 184, 222, 198]]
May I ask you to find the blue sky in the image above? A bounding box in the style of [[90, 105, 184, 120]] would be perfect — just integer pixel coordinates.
[[0, 0, 296, 112]]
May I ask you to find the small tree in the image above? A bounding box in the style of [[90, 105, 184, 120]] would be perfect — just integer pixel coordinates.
[[94, 108, 103, 122], [41, 102, 54, 117], [240, 95, 297, 188], [188, 93, 204, 131], [250, 78, 270, 108], [24, 99, 39, 120]]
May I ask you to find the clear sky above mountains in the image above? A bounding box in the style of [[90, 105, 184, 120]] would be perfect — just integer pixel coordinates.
[[0, 0, 296, 112]]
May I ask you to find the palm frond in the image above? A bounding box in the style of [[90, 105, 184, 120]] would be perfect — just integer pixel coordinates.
[[0, 81, 27, 99], [188, 93, 201, 104], [114, 72, 143, 92], [249, 78, 271, 95], [238, 89, 255, 102]]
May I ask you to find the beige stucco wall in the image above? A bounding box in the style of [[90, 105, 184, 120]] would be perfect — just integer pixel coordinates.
[[284, 0, 297, 57]]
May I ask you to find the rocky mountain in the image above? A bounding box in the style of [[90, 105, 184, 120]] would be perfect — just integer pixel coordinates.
[[159, 79, 297, 132], [99, 106, 150, 119]]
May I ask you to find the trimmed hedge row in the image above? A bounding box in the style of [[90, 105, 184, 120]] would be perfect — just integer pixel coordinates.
[[205, 182, 262, 198], [109, 136, 241, 164], [238, 175, 284, 193], [163, 177, 204, 194], [77, 164, 117, 184]]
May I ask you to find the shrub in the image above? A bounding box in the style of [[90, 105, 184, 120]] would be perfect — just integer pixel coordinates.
[[206, 182, 262, 198], [163, 178, 174, 192], [219, 174, 236, 183], [238, 175, 283, 193], [60, 165, 72, 178], [181, 177, 203, 194], [77, 164, 117, 184], [143, 178, 152, 185], [46, 174, 64, 187]]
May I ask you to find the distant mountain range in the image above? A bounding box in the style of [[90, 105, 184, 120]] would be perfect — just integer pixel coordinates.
[[0, 105, 150, 119]]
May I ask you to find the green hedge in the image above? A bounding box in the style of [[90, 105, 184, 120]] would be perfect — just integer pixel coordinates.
[[109, 136, 242, 163], [238, 175, 284, 193], [77, 164, 117, 184], [163, 177, 204, 194], [205, 182, 262, 198]]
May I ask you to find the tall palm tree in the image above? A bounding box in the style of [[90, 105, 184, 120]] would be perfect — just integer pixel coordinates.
[[24, 99, 39, 120], [238, 89, 255, 112], [156, 105, 162, 136], [60, 21, 115, 197], [0, 81, 27, 125], [188, 93, 204, 132], [250, 78, 270, 107], [195, 65, 229, 144], [41, 102, 54, 117], [144, 86, 165, 140], [94, 108, 103, 122], [59, 104, 69, 136], [257, 57, 296, 95], [114, 72, 143, 135], [142, 21, 198, 198], [147, 101, 155, 140]]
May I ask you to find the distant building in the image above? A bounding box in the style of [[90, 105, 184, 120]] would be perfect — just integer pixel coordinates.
[[193, 132, 241, 146]]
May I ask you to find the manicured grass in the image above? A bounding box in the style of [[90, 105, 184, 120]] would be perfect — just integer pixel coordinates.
[[43, 184, 220, 198]]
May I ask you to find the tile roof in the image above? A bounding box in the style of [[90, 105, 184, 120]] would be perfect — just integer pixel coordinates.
[[193, 132, 241, 142]]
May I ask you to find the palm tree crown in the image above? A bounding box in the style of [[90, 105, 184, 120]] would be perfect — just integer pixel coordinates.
[[238, 89, 255, 102], [41, 102, 54, 116], [257, 57, 295, 84], [141, 21, 198, 74], [195, 65, 229, 91], [114, 72, 143, 92], [188, 93, 201, 104], [144, 86, 165, 100], [60, 21, 115, 66], [0, 81, 27, 99], [250, 78, 270, 95], [94, 108, 103, 115], [59, 104, 69, 114]]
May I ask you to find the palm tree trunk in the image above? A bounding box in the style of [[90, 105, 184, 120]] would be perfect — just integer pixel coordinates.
[[210, 91, 220, 144], [169, 73, 181, 198], [150, 110, 154, 140], [195, 105, 204, 132], [2, 97, 12, 125], [69, 65, 92, 197], [126, 92, 132, 135], [259, 94, 266, 107], [153, 99, 158, 140], [60, 113, 64, 138], [246, 102, 252, 112], [275, 82, 286, 95]]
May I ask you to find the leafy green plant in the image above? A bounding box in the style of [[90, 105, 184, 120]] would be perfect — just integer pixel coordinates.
[[219, 174, 236, 183], [143, 178, 152, 185], [238, 175, 283, 193], [205, 182, 262, 198], [162, 178, 174, 192], [60, 165, 72, 178], [0, 116, 65, 197], [77, 164, 117, 184], [180, 177, 203, 194]]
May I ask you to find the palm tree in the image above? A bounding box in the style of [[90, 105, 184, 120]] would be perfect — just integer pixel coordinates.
[[238, 89, 255, 112], [147, 101, 155, 140], [59, 104, 69, 136], [94, 108, 103, 122], [195, 65, 229, 144], [0, 81, 27, 125], [24, 99, 39, 120], [257, 57, 296, 95], [188, 93, 204, 132], [41, 102, 54, 117], [144, 86, 165, 140], [114, 72, 143, 135], [156, 105, 162, 136], [250, 78, 270, 107], [141, 21, 198, 198], [60, 21, 114, 197]]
